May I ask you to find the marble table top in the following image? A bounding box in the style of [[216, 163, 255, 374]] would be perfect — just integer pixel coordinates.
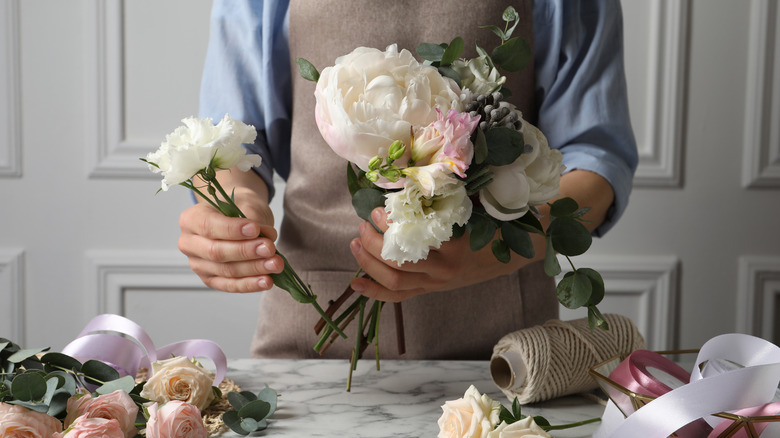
[[220, 358, 605, 437]]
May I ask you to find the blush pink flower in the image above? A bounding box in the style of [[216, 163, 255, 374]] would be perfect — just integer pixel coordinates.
[[411, 108, 480, 177], [55, 416, 124, 438], [145, 401, 208, 438], [63, 391, 138, 438], [0, 402, 63, 437]]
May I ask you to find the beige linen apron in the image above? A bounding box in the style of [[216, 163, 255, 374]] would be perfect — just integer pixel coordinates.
[[250, 0, 559, 360]]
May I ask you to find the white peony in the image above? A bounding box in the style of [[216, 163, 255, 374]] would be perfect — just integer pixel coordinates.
[[145, 114, 261, 191], [451, 56, 506, 96], [479, 121, 564, 221], [382, 177, 472, 264], [314, 44, 463, 185], [437, 385, 502, 438], [486, 418, 551, 438]]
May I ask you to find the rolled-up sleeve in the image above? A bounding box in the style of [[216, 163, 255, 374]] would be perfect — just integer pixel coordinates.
[[199, 0, 292, 200], [534, 0, 638, 236]]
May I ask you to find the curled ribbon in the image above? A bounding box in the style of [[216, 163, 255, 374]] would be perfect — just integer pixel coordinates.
[[61, 314, 227, 386], [594, 333, 780, 438]]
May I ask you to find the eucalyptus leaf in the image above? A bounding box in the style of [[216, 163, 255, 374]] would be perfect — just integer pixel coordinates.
[[227, 391, 252, 410], [588, 305, 609, 331], [549, 197, 579, 218], [256, 386, 278, 414], [295, 57, 320, 82], [11, 372, 47, 401], [47, 391, 70, 417], [40, 352, 83, 374], [240, 417, 260, 431], [441, 37, 464, 65], [238, 399, 272, 421], [492, 240, 511, 263], [222, 410, 249, 435], [437, 65, 461, 88], [467, 214, 497, 251], [491, 37, 531, 72], [416, 42, 445, 62], [81, 360, 119, 386], [579, 268, 605, 306], [502, 6, 520, 40], [96, 375, 136, 395], [452, 223, 466, 239], [547, 217, 592, 256], [7, 347, 47, 364], [557, 271, 592, 309], [473, 128, 488, 165], [516, 211, 544, 235], [501, 221, 534, 258], [543, 236, 561, 276], [352, 188, 386, 221], [484, 127, 525, 166], [479, 24, 506, 41]]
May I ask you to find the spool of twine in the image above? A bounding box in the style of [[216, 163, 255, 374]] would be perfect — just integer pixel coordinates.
[[490, 313, 645, 404]]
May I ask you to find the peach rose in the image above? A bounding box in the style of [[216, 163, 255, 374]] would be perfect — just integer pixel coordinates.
[[0, 402, 63, 437], [55, 416, 124, 438], [145, 401, 208, 438], [139, 356, 215, 411], [63, 390, 138, 438]]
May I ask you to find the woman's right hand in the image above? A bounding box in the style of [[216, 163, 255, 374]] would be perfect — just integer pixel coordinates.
[[177, 201, 284, 293]]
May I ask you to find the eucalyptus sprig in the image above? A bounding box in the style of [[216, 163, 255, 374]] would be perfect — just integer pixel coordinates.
[[222, 386, 278, 435]]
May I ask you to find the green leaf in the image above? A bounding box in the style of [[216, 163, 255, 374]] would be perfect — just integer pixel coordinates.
[[588, 305, 610, 331], [502, 6, 520, 40], [491, 37, 531, 72], [256, 386, 278, 415], [11, 372, 47, 401], [40, 352, 83, 373], [501, 221, 534, 258], [467, 214, 497, 251], [451, 223, 466, 239], [351, 188, 386, 222], [473, 129, 488, 165], [484, 127, 525, 166], [217, 198, 242, 218], [240, 417, 259, 431], [557, 271, 592, 309], [579, 268, 605, 306], [547, 217, 592, 256], [515, 211, 544, 235], [549, 197, 579, 218], [543, 236, 561, 276], [222, 410, 250, 435], [492, 240, 511, 263], [416, 42, 445, 62], [534, 415, 551, 428], [47, 391, 70, 417], [238, 399, 272, 422], [441, 37, 464, 65], [81, 360, 119, 386], [96, 375, 135, 395], [479, 24, 506, 42], [499, 405, 514, 424], [295, 57, 320, 82], [8, 347, 47, 364], [227, 391, 253, 410], [437, 65, 461, 88]]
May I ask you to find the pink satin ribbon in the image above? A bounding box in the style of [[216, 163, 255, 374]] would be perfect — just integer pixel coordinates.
[[61, 314, 227, 386]]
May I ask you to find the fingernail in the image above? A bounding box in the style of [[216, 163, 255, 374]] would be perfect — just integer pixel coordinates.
[[350, 239, 362, 254], [264, 259, 279, 272], [258, 277, 271, 289], [242, 223, 258, 237], [256, 243, 272, 258], [358, 221, 367, 234], [371, 208, 383, 223], [351, 281, 365, 293]]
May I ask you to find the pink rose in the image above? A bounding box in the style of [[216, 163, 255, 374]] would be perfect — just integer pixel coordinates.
[[64, 391, 138, 438], [0, 402, 63, 437], [412, 109, 479, 178], [55, 416, 124, 438], [145, 401, 208, 438]]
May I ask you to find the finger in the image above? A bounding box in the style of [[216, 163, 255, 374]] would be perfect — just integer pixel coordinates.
[[370, 207, 390, 232], [350, 238, 432, 296], [179, 203, 277, 241], [188, 254, 284, 280], [200, 274, 274, 294], [178, 233, 277, 263], [350, 274, 424, 303]]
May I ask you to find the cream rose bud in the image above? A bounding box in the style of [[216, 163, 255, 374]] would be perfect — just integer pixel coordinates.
[[63, 390, 138, 438], [140, 356, 216, 411], [437, 385, 501, 438], [452, 56, 506, 96], [145, 114, 261, 191], [314, 44, 463, 184], [487, 418, 551, 438], [0, 402, 63, 437], [479, 121, 564, 221]]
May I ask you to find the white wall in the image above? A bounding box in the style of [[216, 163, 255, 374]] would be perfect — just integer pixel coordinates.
[[2, 0, 779, 358]]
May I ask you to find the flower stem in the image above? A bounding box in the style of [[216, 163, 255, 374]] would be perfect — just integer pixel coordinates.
[[542, 417, 601, 431]]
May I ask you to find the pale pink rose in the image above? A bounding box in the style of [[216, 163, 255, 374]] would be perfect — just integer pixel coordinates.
[[412, 109, 480, 178], [314, 44, 463, 186], [145, 401, 208, 438], [55, 416, 124, 438], [0, 402, 63, 437], [63, 391, 138, 438]]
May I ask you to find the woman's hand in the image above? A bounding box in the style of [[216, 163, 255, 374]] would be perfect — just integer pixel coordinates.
[[177, 196, 284, 293], [348, 207, 544, 302]]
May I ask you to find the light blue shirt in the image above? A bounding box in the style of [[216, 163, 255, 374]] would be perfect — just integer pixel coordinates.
[[199, 0, 638, 236]]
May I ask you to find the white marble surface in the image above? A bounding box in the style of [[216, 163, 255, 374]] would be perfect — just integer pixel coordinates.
[[220, 359, 605, 437]]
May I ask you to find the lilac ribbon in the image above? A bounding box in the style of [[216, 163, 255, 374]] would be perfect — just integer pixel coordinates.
[[594, 334, 780, 438], [61, 314, 227, 386]]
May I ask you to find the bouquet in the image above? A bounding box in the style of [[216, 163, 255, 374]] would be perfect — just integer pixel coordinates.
[[0, 316, 278, 437], [297, 7, 608, 388]]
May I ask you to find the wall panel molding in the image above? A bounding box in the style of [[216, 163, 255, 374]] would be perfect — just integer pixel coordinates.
[[737, 256, 780, 342], [743, 0, 780, 188], [0, 249, 25, 343], [85, 0, 158, 179], [558, 254, 680, 350], [631, 0, 689, 188], [0, 0, 22, 177]]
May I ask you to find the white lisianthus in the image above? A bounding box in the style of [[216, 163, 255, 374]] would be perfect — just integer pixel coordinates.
[[145, 114, 261, 191], [382, 178, 472, 264], [486, 418, 551, 438], [479, 121, 564, 221], [314, 44, 463, 186], [437, 385, 502, 438], [452, 56, 506, 96]]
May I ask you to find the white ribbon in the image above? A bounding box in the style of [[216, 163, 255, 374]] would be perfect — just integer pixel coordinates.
[[594, 334, 780, 438]]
